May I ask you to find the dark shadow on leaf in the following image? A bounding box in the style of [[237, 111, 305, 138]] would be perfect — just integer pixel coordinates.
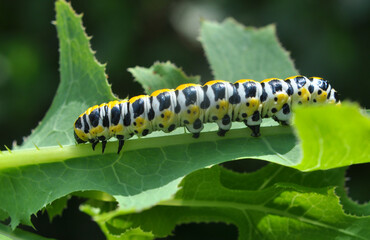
[[157, 222, 238, 240], [345, 163, 370, 204], [220, 158, 269, 173]]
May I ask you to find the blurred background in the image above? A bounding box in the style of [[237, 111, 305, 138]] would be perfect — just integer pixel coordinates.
[[0, 0, 369, 239]]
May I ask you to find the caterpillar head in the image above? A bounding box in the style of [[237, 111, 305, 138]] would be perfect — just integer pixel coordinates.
[[74, 117, 88, 144], [74, 130, 87, 144]]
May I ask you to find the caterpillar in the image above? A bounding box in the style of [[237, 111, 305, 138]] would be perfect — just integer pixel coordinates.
[[74, 75, 339, 154]]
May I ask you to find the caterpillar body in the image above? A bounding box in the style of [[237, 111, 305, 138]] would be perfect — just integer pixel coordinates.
[[74, 75, 339, 154]]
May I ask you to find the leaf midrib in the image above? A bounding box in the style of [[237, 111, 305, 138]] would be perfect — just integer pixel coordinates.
[[0, 125, 294, 170]]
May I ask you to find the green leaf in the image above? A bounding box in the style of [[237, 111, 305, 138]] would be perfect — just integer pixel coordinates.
[[128, 61, 200, 95], [81, 202, 154, 240], [17, 0, 116, 150], [0, 209, 8, 222], [44, 195, 69, 222], [0, 123, 289, 228], [294, 103, 370, 171], [200, 18, 298, 81], [1, 8, 369, 230], [88, 165, 370, 239], [0, 223, 54, 240]]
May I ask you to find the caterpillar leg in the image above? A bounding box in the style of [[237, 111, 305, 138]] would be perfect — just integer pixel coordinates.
[[244, 110, 262, 137], [217, 129, 228, 137], [272, 118, 289, 125], [101, 140, 107, 154], [245, 123, 261, 137], [216, 114, 232, 137], [273, 104, 291, 125], [280, 120, 289, 126], [117, 135, 125, 154], [90, 140, 99, 151], [186, 118, 204, 138], [117, 139, 125, 154], [97, 136, 107, 153], [192, 132, 200, 138]]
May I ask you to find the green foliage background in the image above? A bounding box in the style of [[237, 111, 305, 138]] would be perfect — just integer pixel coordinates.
[[0, 0, 369, 239]]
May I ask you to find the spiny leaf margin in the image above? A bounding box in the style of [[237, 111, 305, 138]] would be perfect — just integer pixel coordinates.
[[17, 0, 116, 150]]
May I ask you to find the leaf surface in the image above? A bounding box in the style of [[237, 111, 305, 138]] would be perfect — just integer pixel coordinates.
[[294, 103, 370, 171], [82, 165, 370, 239], [200, 18, 298, 82]]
